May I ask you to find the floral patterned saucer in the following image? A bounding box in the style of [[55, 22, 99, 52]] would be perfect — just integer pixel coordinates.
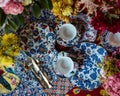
[[101, 30, 116, 52], [67, 42, 107, 90], [17, 22, 55, 62], [55, 14, 97, 48]]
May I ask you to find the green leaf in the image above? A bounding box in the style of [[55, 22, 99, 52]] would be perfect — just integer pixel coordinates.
[[32, 3, 41, 18], [0, 9, 7, 27], [110, 14, 119, 19], [14, 14, 24, 25], [7, 19, 18, 30], [4, 24, 11, 33], [47, 0, 53, 10], [38, 0, 49, 9]]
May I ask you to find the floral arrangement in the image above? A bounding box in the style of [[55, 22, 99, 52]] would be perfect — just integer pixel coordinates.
[[0, 0, 32, 15], [102, 72, 120, 96], [0, 33, 21, 67], [0, 0, 53, 33], [91, 0, 120, 33], [73, 0, 120, 33], [51, 0, 74, 22], [99, 47, 120, 96]]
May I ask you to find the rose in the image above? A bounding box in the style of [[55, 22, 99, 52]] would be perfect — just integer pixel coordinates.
[[0, 0, 10, 7], [2, 1, 24, 15]]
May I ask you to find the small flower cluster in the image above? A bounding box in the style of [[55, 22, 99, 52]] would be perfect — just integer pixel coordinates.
[[102, 72, 120, 96], [51, 0, 74, 22], [0, 33, 21, 67], [0, 0, 32, 15], [91, 0, 120, 33], [99, 47, 120, 96], [100, 47, 120, 77], [74, 0, 120, 33]]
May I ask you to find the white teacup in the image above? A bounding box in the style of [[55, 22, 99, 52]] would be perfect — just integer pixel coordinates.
[[55, 56, 75, 77], [58, 23, 77, 41], [108, 32, 120, 47]]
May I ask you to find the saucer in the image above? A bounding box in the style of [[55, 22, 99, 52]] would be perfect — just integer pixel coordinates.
[[17, 22, 55, 61], [55, 15, 97, 47], [101, 30, 116, 52], [68, 42, 107, 90]]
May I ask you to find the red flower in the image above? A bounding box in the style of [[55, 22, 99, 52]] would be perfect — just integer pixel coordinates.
[[115, 60, 120, 68], [116, 0, 120, 7], [91, 11, 107, 32], [91, 11, 120, 33], [0, 70, 4, 75]]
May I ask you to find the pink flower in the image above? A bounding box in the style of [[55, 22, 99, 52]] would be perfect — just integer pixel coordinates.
[[2, 1, 24, 15], [102, 72, 120, 96], [115, 60, 120, 68], [0, 0, 10, 7], [10, 76, 17, 85], [11, 79, 17, 85]]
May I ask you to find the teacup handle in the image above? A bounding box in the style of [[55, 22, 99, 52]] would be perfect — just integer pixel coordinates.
[[64, 69, 77, 78]]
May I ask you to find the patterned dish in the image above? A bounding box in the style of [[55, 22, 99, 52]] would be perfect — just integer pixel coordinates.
[[55, 14, 97, 48], [101, 30, 116, 52], [68, 42, 107, 90], [17, 22, 55, 62]]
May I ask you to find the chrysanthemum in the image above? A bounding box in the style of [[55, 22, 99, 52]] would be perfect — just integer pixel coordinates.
[[62, 6, 73, 16], [0, 56, 13, 67], [1, 33, 18, 46], [6, 44, 21, 56], [63, 0, 73, 5]]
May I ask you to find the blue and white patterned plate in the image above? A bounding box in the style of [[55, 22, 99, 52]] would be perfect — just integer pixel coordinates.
[[101, 30, 116, 52], [18, 22, 55, 61], [68, 42, 107, 90]]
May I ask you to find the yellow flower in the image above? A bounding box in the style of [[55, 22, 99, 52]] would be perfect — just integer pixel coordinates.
[[63, 0, 73, 5], [100, 89, 109, 96], [0, 46, 4, 56], [62, 6, 73, 16], [0, 56, 13, 67], [52, 2, 62, 16], [6, 44, 21, 57], [1, 33, 18, 46], [22, 0, 32, 6], [51, 0, 73, 22]]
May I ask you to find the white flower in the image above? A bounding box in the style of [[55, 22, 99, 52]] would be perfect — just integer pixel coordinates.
[[0, 0, 10, 7]]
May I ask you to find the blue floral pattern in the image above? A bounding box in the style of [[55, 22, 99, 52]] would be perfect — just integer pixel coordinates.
[[69, 42, 107, 90], [18, 22, 55, 61], [55, 17, 97, 47]]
